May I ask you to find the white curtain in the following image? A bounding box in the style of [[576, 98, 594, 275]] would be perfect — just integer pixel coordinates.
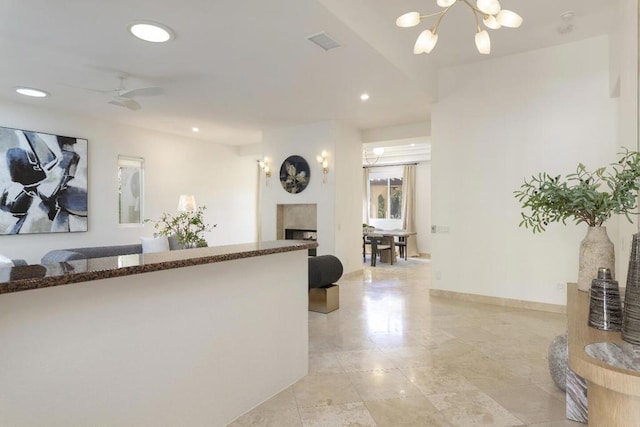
[[401, 165, 419, 257], [362, 167, 369, 225]]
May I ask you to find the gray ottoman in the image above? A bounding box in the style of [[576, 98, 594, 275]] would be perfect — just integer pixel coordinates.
[[308, 255, 343, 314]]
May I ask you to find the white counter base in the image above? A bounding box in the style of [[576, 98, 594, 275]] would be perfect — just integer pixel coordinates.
[[0, 250, 308, 426]]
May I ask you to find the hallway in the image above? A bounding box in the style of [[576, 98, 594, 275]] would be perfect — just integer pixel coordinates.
[[230, 258, 578, 426]]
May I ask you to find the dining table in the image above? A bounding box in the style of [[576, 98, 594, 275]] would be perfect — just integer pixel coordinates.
[[364, 229, 417, 264]]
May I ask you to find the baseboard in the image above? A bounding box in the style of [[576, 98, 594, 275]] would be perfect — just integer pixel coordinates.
[[429, 289, 566, 314]]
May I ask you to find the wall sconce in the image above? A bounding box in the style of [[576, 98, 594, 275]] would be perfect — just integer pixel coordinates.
[[316, 150, 329, 183], [177, 194, 197, 212], [258, 158, 271, 185]]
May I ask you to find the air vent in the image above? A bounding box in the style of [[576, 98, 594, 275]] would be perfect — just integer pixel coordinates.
[[307, 32, 341, 51]]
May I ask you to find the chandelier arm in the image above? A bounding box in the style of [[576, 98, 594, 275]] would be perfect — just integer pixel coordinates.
[[462, 0, 482, 31], [461, 0, 487, 15], [420, 11, 447, 19], [432, 4, 455, 33], [363, 151, 380, 166]]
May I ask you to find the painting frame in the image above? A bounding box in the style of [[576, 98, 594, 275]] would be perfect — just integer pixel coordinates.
[[0, 125, 88, 235], [279, 155, 310, 194]]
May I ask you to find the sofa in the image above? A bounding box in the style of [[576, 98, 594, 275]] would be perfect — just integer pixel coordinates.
[[41, 244, 142, 264], [40, 235, 191, 264]]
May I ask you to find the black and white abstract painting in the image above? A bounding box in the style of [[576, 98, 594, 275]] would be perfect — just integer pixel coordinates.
[[0, 126, 88, 235]]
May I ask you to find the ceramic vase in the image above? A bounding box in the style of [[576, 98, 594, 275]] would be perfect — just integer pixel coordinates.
[[578, 226, 614, 292], [622, 233, 640, 345], [547, 332, 568, 392], [588, 267, 622, 331]]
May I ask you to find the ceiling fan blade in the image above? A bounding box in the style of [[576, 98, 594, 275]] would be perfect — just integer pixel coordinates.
[[109, 98, 141, 111], [119, 87, 164, 98], [59, 82, 112, 94]]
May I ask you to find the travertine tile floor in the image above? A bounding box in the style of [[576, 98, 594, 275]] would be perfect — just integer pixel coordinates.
[[229, 257, 583, 426]]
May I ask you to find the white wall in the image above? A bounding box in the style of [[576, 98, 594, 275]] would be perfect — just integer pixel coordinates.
[[431, 36, 619, 306], [361, 122, 431, 143], [610, 0, 639, 288], [335, 123, 365, 273], [261, 121, 362, 274], [0, 101, 257, 264], [416, 161, 431, 254]]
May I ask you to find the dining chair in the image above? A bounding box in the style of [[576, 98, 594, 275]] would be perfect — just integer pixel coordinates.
[[362, 235, 372, 262], [391, 229, 407, 261], [369, 236, 393, 267], [395, 236, 407, 260]]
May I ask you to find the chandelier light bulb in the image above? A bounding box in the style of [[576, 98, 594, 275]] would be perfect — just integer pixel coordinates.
[[483, 15, 501, 29], [437, 0, 456, 7], [496, 10, 523, 28], [396, 12, 421, 28], [395, 0, 520, 55], [414, 29, 438, 54], [475, 30, 491, 54], [476, 0, 501, 15]]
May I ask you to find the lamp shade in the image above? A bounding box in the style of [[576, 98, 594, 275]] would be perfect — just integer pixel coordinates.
[[436, 0, 456, 7], [177, 194, 197, 212], [483, 15, 501, 29], [396, 12, 421, 28], [475, 30, 491, 54], [476, 0, 501, 15], [496, 10, 523, 28], [414, 29, 438, 54]]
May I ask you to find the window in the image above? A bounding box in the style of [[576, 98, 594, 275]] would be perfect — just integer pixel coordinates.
[[368, 167, 403, 220], [118, 156, 144, 225]]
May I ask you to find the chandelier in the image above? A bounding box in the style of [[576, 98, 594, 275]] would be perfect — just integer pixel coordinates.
[[396, 0, 523, 55]]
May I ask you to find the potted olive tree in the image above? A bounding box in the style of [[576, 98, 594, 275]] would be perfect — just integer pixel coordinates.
[[514, 149, 640, 291]]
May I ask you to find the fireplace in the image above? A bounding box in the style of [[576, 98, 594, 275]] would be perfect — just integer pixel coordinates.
[[277, 203, 318, 256], [285, 228, 317, 256]]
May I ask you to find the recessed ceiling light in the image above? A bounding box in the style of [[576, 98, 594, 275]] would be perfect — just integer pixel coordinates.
[[360, 93, 370, 101], [128, 21, 175, 43], [192, 127, 199, 132], [15, 87, 48, 98]]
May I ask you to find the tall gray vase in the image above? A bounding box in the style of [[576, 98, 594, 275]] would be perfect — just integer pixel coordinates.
[[578, 226, 615, 292], [622, 233, 640, 344]]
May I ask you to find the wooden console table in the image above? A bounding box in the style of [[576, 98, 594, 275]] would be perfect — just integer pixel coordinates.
[[567, 283, 640, 425]]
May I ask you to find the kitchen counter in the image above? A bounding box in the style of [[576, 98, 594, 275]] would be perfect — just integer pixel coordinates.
[[0, 239, 317, 294], [0, 240, 315, 426]]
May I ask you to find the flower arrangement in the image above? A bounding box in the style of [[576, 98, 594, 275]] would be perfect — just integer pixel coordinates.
[[514, 149, 640, 233], [151, 206, 216, 248]]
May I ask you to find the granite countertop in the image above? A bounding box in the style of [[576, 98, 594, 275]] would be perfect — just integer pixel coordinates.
[[0, 240, 318, 295]]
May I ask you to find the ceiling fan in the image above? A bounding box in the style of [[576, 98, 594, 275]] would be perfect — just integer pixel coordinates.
[[71, 73, 163, 111]]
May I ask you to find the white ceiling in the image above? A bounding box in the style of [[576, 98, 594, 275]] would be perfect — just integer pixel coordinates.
[[0, 0, 617, 145]]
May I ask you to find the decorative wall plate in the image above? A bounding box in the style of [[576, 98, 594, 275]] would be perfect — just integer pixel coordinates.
[[279, 155, 310, 194]]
